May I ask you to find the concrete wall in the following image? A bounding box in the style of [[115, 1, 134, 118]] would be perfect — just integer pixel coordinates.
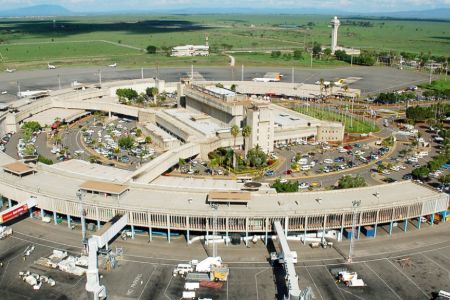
[[317, 123, 345, 143]]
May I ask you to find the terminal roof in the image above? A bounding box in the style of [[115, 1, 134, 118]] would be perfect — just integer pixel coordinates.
[[2, 161, 35, 176], [79, 180, 129, 195], [208, 191, 251, 203]]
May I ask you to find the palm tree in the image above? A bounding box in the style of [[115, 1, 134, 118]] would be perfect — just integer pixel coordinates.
[[230, 125, 239, 149], [242, 125, 252, 158], [319, 78, 324, 97], [230, 125, 240, 169], [329, 82, 335, 97]]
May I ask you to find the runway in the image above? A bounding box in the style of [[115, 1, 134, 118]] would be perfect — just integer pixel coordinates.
[[0, 65, 429, 103]]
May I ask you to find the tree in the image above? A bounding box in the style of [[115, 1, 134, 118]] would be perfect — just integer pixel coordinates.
[[337, 175, 367, 189], [293, 49, 303, 60], [116, 88, 138, 101], [323, 48, 332, 57], [215, 83, 224, 88], [272, 179, 299, 193], [230, 125, 239, 148], [271, 51, 282, 58], [230, 84, 237, 92], [135, 128, 142, 137], [439, 175, 450, 184], [145, 136, 152, 144], [312, 42, 322, 58], [412, 166, 430, 179], [319, 78, 325, 97], [22, 121, 42, 132], [118, 136, 134, 149], [146, 45, 157, 54], [242, 125, 252, 157], [146, 87, 159, 98], [24, 144, 35, 156], [246, 145, 267, 168]]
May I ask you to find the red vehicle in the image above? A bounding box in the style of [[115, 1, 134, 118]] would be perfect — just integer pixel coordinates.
[[284, 169, 293, 175], [343, 145, 353, 150], [51, 121, 61, 130]]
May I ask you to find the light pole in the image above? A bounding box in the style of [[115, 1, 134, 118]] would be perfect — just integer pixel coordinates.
[[348, 200, 361, 263], [76, 190, 87, 248], [210, 203, 219, 258]]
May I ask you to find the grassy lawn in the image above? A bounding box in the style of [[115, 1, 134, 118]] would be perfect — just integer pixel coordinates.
[[0, 15, 448, 69], [419, 79, 450, 92], [232, 52, 347, 67], [293, 106, 379, 133], [0, 41, 141, 61]]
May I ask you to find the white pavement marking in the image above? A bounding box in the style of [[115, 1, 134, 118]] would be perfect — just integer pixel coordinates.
[[363, 262, 402, 300], [386, 258, 428, 298], [138, 267, 156, 300], [163, 276, 173, 300], [255, 268, 270, 300], [421, 253, 450, 281], [0, 244, 28, 285], [337, 287, 366, 300], [304, 266, 324, 300]]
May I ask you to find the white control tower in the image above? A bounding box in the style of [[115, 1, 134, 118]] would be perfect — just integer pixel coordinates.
[[330, 16, 341, 53]]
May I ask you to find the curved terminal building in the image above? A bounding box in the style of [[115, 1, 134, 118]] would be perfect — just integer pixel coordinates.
[[0, 78, 448, 243]]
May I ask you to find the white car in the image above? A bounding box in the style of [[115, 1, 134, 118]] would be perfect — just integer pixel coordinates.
[[298, 182, 310, 189], [390, 166, 400, 172], [324, 159, 333, 164], [338, 148, 347, 153], [298, 158, 308, 165], [322, 145, 331, 150], [301, 165, 311, 171], [279, 179, 288, 184], [407, 157, 418, 163], [382, 169, 391, 175]]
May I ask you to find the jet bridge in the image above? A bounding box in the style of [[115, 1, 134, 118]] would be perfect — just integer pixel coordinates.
[[273, 221, 310, 300], [85, 214, 128, 300]]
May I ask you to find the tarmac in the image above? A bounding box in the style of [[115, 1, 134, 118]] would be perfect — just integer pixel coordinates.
[[0, 66, 429, 103], [0, 217, 449, 299]]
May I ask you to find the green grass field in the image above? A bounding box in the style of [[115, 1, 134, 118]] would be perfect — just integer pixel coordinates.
[[293, 106, 379, 133], [0, 14, 448, 69]]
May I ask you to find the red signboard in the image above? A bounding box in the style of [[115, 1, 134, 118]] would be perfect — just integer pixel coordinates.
[[0, 204, 28, 223]]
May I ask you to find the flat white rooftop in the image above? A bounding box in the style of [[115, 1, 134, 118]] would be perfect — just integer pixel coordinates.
[[48, 159, 132, 183], [151, 176, 271, 191], [24, 108, 87, 126], [2, 163, 445, 216], [165, 109, 229, 136], [205, 86, 237, 97]]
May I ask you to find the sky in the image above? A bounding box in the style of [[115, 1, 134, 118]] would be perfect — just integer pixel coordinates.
[[1, 0, 450, 12]]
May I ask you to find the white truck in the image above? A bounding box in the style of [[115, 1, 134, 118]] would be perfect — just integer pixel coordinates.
[[270, 251, 298, 264], [0, 226, 13, 239], [184, 282, 200, 291], [338, 271, 366, 287], [182, 291, 195, 299]]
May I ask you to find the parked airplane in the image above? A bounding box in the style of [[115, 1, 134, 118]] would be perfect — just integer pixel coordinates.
[[315, 78, 346, 87], [5, 68, 16, 73], [47, 63, 56, 69], [108, 63, 117, 68], [253, 72, 283, 82]]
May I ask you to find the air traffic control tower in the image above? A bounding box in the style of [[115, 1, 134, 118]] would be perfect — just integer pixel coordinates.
[[330, 16, 341, 53]]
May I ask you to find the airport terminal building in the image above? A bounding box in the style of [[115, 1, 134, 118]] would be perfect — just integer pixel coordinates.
[[180, 83, 345, 153]]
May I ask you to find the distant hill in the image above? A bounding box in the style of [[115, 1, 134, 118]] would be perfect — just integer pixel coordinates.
[[0, 4, 449, 20], [0, 5, 73, 17]]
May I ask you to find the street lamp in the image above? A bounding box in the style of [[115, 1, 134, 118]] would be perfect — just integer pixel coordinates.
[[76, 190, 87, 248], [210, 203, 219, 258], [348, 200, 361, 263]]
